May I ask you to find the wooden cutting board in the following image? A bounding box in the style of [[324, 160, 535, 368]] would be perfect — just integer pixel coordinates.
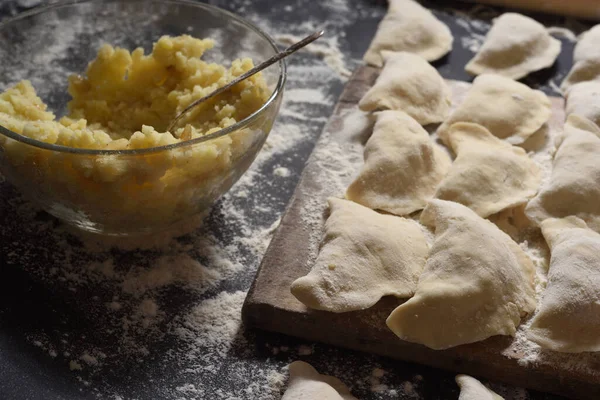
[[461, 0, 600, 20], [242, 66, 600, 400]]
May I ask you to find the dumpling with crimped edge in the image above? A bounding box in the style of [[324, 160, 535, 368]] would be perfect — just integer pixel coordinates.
[[436, 74, 552, 145], [290, 198, 428, 313], [363, 0, 453, 67], [574, 24, 600, 63], [456, 375, 504, 400], [282, 361, 357, 400], [434, 122, 541, 218], [565, 81, 600, 127], [526, 217, 600, 353], [561, 60, 600, 93], [525, 114, 600, 232], [346, 110, 451, 216], [359, 51, 451, 125], [465, 13, 561, 80], [561, 24, 600, 92], [386, 200, 537, 350]]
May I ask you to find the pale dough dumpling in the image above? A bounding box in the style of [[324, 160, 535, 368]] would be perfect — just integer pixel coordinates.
[[561, 60, 600, 93], [525, 114, 600, 232], [574, 25, 600, 63], [363, 0, 453, 67], [386, 200, 537, 350], [465, 13, 561, 80], [562, 25, 600, 91], [456, 375, 504, 400], [565, 81, 600, 127], [434, 122, 541, 218], [282, 361, 357, 400], [526, 217, 600, 353], [359, 51, 451, 125], [346, 110, 451, 216], [291, 198, 428, 312], [437, 74, 552, 145]]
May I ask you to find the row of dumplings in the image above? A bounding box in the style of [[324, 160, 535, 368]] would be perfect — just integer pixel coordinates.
[[290, 5, 600, 354], [281, 361, 502, 400], [364, 0, 600, 92]]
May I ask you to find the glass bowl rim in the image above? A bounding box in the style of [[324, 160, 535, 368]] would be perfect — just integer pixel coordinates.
[[0, 0, 286, 156]]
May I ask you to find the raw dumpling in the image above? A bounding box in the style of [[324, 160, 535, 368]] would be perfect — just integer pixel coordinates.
[[346, 110, 451, 216], [434, 122, 541, 218], [386, 200, 537, 350], [282, 361, 357, 400], [359, 51, 451, 125], [456, 375, 504, 400], [363, 0, 453, 67], [526, 217, 600, 353], [565, 81, 600, 127], [561, 60, 600, 93], [465, 13, 561, 80], [574, 25, 600, 63], [437, 74, 552, 145], [291, 198, 428, 313], [561, 25, 600, 91], [525, 114, 600, 232]]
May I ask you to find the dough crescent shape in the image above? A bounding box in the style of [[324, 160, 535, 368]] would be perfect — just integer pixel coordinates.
[[386, 199, 537, 350]]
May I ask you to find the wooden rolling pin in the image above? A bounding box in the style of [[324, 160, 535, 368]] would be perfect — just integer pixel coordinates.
[[460, 0, 600, 20]]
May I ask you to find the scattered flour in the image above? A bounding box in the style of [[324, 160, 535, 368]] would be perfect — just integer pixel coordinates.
[[276, 33, 352, 79], [0, 0, 355, 398], [298, 345, 313, 356], [70, 361, 83, 371], [451, 10, 491, 53], [16, 0, 42, 7], [171, 291, 246, 359], [273, 166, 291, 177]]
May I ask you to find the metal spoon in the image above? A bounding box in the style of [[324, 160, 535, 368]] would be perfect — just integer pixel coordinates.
[[167, 30, 325, 133]]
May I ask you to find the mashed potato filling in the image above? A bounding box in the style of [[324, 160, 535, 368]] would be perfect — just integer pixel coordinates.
[[0, 35, 273, 234], [0, 35, 269, 149]]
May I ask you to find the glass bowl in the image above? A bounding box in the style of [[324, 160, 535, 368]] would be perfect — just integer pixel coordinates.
[[0, 0, 285, 236]]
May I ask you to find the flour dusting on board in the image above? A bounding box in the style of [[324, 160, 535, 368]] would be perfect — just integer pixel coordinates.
[[296, 79, 600, 382]]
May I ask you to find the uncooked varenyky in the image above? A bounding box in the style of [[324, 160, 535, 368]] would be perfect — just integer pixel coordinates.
[[525, 114, 600, 232], [562, 24, 600, 91], [565, 81, 600, 128], [527, 216, 600, 353], [282, 361, 357, 400], [456, 375, 504, 400], [291, 198, 428, 313], [359, 51, 451, 125], [386, 200, 536, 350], [434, 122, 541, 218], [363, 0, 453, 67], [465, 13, 561, 80], [346, 110, 451, 216], [436, 74, 551, 145]]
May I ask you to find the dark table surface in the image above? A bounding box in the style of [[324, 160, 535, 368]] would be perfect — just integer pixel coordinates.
[[0, 1, 591, 399]]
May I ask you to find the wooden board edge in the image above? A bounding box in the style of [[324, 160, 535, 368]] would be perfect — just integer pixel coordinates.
[[243, 302, 597, 400], [243, 66, 377, 314]]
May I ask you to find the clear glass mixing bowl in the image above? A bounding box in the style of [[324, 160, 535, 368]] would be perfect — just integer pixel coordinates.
[[0, 0, 285, 236]]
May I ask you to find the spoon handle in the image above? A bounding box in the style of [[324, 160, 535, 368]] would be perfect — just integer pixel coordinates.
[[167, 30, 325, 132]]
